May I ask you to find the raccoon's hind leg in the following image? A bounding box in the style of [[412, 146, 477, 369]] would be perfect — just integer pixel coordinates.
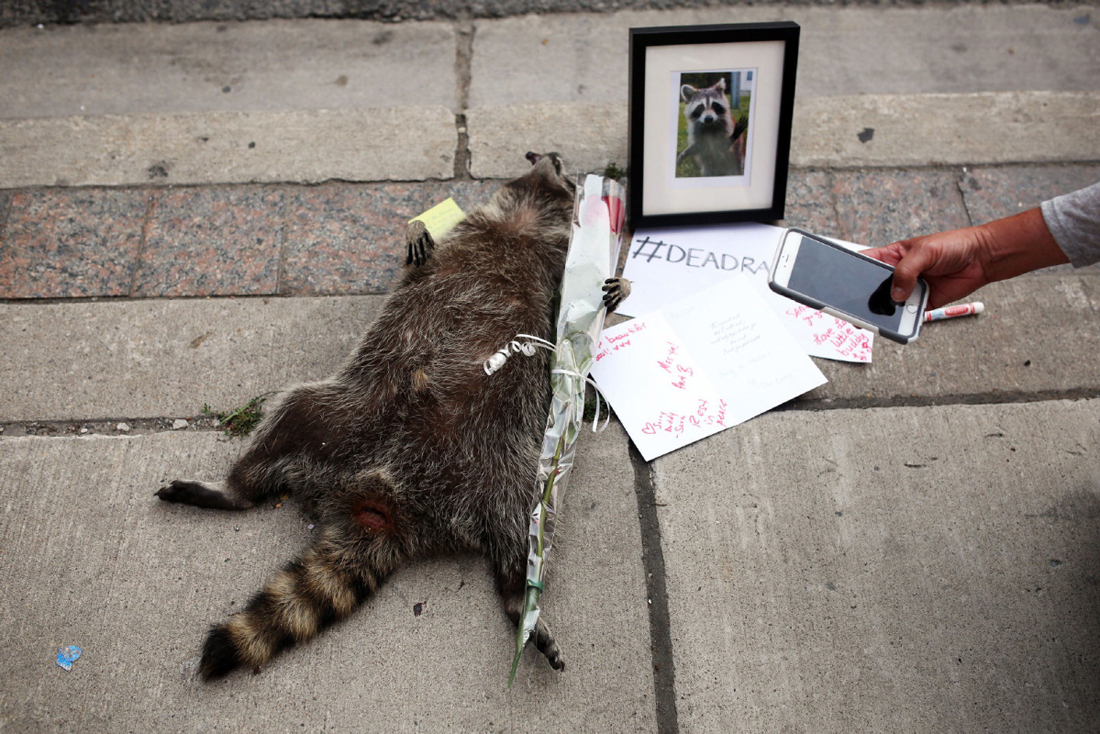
[[156, 479, 251, 510], [201, 525, 403, 679], [602, 277, 631, 314], [157, 384, 331, 511], [496, 561, 565, 671], [405, 219, 435, 268]]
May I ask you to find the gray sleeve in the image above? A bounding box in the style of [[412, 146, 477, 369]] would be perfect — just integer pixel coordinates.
[[1040, 181, 1100, 267]]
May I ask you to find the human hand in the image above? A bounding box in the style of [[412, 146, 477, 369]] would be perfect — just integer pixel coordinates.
[[863, 228, 992, 310], [863, 208, 1068, 310]]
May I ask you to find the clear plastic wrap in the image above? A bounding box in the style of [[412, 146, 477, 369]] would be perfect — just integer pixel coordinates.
[[509, 174, 626, 685]]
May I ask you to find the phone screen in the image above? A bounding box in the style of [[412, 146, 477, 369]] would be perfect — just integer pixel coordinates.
[[787, 235, 905, 331]]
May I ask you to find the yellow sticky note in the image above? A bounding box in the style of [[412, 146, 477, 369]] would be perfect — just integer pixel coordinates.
[[410, 198, 466, 240]]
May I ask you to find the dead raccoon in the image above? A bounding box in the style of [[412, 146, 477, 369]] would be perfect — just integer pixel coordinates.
[[677, 78, 747, 177], [156, 152, 631, 680]]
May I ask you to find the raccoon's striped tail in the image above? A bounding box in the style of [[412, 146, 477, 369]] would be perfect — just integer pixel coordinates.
[[200, 532, 394, 680]]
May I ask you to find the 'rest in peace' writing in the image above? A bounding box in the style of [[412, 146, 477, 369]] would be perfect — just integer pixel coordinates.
[[641, 398, 728, 436]]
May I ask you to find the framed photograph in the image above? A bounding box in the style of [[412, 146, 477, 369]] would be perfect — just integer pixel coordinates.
[[628, 22, 800, 229]]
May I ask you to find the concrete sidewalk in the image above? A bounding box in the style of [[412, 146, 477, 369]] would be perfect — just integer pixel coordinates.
[[2, 5, 1100, 733]]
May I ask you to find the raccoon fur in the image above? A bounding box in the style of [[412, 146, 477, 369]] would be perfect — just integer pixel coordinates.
[[677, 78, 747, 177], [156, 152, 630, 680]]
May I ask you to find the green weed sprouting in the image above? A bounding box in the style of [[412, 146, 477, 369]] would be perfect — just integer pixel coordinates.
[[202, 393, 273, 437]]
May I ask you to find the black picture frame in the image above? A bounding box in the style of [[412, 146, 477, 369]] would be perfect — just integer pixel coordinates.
[[628, 22, 800, 229]]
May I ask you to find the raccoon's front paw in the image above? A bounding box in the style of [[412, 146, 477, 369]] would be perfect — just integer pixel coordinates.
[[405, 219, 435, 268], [601, 277, 631, 313]]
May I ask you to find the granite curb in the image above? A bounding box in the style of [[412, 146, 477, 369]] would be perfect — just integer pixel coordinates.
[[4, 164, 1098, 302], [5, 0, 1100, 27]]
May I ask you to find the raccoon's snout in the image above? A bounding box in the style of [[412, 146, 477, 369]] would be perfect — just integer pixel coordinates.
[[526, 152, 542, 165]]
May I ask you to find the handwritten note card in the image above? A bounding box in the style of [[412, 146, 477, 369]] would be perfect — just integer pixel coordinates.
[[620, 222, 875, 363], [591, 274, 827, 461]]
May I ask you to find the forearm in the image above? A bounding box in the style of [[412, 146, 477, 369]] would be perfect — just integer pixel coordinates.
[[976, 207, 1068, 284]]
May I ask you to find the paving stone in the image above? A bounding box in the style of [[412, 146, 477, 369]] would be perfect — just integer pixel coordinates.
[[281, 180, 496, 296], [0, 107, 458, 189], [0, 190, 10, 232], [655, 399, 1100, 733], [0, 296, 385, 423], [0, 20, 458, 119], [831, 168, 972, 247], [134, 186, 284, 298], [0, 425, 654, 732], [960, 164, 1100, 225], [467, 102, 628, 180], [802, 272, 1100, 405], [792, 92, 1100, 169], [782, 169, 840, 236], [470, 6, 1100, 107], [0, 188, 149, 299]]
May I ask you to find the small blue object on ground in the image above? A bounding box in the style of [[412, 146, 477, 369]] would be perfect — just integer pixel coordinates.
[[56, 645, 82, 671]]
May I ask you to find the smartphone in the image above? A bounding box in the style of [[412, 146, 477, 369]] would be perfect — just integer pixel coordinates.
[[768, 227, 929, 344]]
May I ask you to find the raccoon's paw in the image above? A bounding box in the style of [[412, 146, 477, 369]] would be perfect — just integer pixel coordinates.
[[156, 479, 250, 511], [405, 219, 435, 268], [200, 625, 242, 680], [534, 618, 565, 672], [545, 647, 565, 672], [601, 277, 631, 313]]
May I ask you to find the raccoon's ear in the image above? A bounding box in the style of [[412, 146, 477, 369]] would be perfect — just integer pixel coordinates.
[[715, 78, 727, 92], [680, 84, 697, 102]]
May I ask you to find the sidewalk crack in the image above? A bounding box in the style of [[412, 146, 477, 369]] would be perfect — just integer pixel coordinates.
[[453, 18, 475, 180], [131, 191, 157, 297], [630, 442, 680, 734]]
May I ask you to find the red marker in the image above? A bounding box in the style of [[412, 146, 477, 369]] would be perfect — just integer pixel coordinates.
[[924, 302, 984, 322]]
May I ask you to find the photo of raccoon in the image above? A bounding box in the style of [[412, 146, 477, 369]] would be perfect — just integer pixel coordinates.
[[675, 73, 751, 179], [155, 152, 632, 680]]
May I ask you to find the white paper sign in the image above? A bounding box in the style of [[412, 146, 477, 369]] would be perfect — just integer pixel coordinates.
[[591, 274, 827, 461], [621, 222, 875, 363]]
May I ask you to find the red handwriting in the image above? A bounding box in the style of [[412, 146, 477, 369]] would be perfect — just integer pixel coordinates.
[[656, 342, 693, 390], [641, 399, 728, 436], [595, 321, 649, 362], [787, 307, 873, 362]]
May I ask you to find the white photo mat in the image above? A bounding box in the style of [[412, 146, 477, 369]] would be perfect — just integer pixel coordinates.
[[642, 40, 786, 218]]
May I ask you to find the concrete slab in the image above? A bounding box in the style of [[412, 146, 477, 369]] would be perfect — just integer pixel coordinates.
[[0, 107, 457, 188], [469, 6, 1100, 107], [655, 399, 1100, 733], [0, 296, 384, 423], [467, 102, 627, 179], [806, 272, 1100, 406], [5, 271, 1100, 423], [0, 20, 457, 119], [468, 90, 1100, 178], [0, 423, 655, 731], [792, 91, 1100, 168], [467, 7, 1100, 175]]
